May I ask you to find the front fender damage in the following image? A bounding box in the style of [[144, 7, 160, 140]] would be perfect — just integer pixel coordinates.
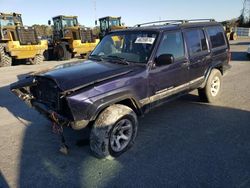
[[10, 76, 90, 130]]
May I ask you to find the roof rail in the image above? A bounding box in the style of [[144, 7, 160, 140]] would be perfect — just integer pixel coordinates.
[[135, 19, 215, 27]]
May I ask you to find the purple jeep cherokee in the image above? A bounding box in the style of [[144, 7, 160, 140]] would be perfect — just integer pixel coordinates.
[[11, 19, 231, 158]]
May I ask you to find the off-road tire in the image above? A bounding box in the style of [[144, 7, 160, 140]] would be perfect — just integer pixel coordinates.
[[43, 48, 54, 61], [90, 104, 138, 159], [53, 43, 72, 61], [198, 69, 222, 103], [30, 54, 44, 65], [0, 44, 12, 67]]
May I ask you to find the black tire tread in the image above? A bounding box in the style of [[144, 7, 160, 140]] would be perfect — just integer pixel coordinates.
[[30, 54, 44, 65], [0, 44, 12, 67], [54, 43, 72, 61], [90, 104, 138, 159]]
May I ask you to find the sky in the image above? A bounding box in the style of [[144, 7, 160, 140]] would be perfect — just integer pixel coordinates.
[[0, 0, 244, 27]]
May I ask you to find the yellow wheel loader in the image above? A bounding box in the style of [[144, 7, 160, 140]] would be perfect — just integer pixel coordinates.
[[48, 15, 99, 60], [98, 16, 126, 39], [0, 13, 48, 67]]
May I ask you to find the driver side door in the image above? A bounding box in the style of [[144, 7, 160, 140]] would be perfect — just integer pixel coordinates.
[[148, 30, 190, 106]]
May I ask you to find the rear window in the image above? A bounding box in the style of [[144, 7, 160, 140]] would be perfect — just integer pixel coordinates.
[[207, 26, 226, 48], [184, 29, 208, 56]]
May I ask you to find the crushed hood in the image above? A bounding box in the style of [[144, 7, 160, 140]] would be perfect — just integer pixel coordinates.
[[40, 60, 135, 92]]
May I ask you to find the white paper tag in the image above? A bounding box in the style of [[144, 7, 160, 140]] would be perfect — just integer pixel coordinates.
[[135, 37, 155, 44]]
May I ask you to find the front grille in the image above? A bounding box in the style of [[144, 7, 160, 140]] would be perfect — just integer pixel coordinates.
[[32, 77, 60, 110], [80, 28, 95, 43], [16, 27, 39, 45]]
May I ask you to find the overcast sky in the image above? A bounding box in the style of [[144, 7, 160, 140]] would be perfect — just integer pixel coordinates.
[[0, 0, 244, 26]]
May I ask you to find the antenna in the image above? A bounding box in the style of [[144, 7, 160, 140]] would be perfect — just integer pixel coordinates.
[[93, 0, 97, 23]]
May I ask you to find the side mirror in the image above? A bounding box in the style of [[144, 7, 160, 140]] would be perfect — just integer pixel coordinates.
[[48, 20, 51, 25], [95, 20, 98, 26], [155, 54, 174, 66]]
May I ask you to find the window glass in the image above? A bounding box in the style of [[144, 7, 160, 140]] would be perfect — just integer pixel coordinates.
[[0, 16, 14, 27], [53, 19, 61, 31], [62, 18, 77, 27], [109, 19, 120, 27], [184, 29, 208, 55], [207, 26, 226, 48], [199, 30, 208, 51], [157, 31, 185, 59], [91, 31, 158, 63]]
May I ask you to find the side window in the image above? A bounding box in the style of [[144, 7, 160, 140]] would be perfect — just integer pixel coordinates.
[[184, 29, 208, 56], [156, 31, 185, 60], [207, 26, 226, 48]]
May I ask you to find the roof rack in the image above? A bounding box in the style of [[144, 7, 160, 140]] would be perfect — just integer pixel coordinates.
[[135, 19, 215, 27]]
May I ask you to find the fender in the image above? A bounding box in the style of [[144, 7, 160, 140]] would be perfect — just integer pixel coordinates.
[[88, 90, 142, 121], [199, 60, 230, 88]]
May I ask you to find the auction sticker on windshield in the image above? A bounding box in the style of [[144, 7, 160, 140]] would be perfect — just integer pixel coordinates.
[[135, 37, 155, 44]]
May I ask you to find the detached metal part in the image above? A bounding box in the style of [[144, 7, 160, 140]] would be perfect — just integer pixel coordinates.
[[10, 76, 36, 107]]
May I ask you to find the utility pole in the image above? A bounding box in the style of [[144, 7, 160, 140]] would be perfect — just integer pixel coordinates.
[[93, 0, 97, 24]]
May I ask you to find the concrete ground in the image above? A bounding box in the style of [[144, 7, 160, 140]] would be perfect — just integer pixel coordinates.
[[0, 39, 250, 188]]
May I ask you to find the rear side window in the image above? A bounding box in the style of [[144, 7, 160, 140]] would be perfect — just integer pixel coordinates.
[[157, 31, 185, 59], [207, 26, 226, 48], [184, 29, 208, 56]]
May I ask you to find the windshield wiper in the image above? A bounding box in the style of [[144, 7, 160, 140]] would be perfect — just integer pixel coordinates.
[[103, 55, 130, 65], [88, 54, 103, 61]]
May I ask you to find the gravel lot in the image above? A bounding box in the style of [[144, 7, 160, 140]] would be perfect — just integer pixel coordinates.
[[0, 39, 250, 188]]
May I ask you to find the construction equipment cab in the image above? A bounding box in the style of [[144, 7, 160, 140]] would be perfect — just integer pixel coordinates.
[[99, 16, 126, 39], [49, 15, 99, 60], [0, 12, 48, 67]]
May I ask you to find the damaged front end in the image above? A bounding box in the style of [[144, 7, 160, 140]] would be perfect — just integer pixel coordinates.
[[10, 76, 88, 129]]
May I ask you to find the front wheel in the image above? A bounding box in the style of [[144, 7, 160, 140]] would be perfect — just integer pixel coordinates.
[[30, 54, 44, 65], [90, 104, 138, 158], [53, 43, 71, 61], [198, 69, 222, 103]]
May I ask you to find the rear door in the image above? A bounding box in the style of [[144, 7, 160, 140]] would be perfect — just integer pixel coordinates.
[[205, 26, 229, 67], [148, 30, 189, 104], [183, 28, 211, 84]]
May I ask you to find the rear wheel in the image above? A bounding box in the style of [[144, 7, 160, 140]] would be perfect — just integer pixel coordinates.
[[90, 104, 138, 158], [30, 54, 44, 65], [53, 43, 72, 61], [198, 69, 222, 103], [0, 44, 12, 67]]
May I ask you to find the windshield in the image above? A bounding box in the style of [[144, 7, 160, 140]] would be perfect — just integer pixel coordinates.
[[62, 18, 78, 27], [109, 19, 120, 27], [0, 16, 15, 27], [91, 31, 158, 64]]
